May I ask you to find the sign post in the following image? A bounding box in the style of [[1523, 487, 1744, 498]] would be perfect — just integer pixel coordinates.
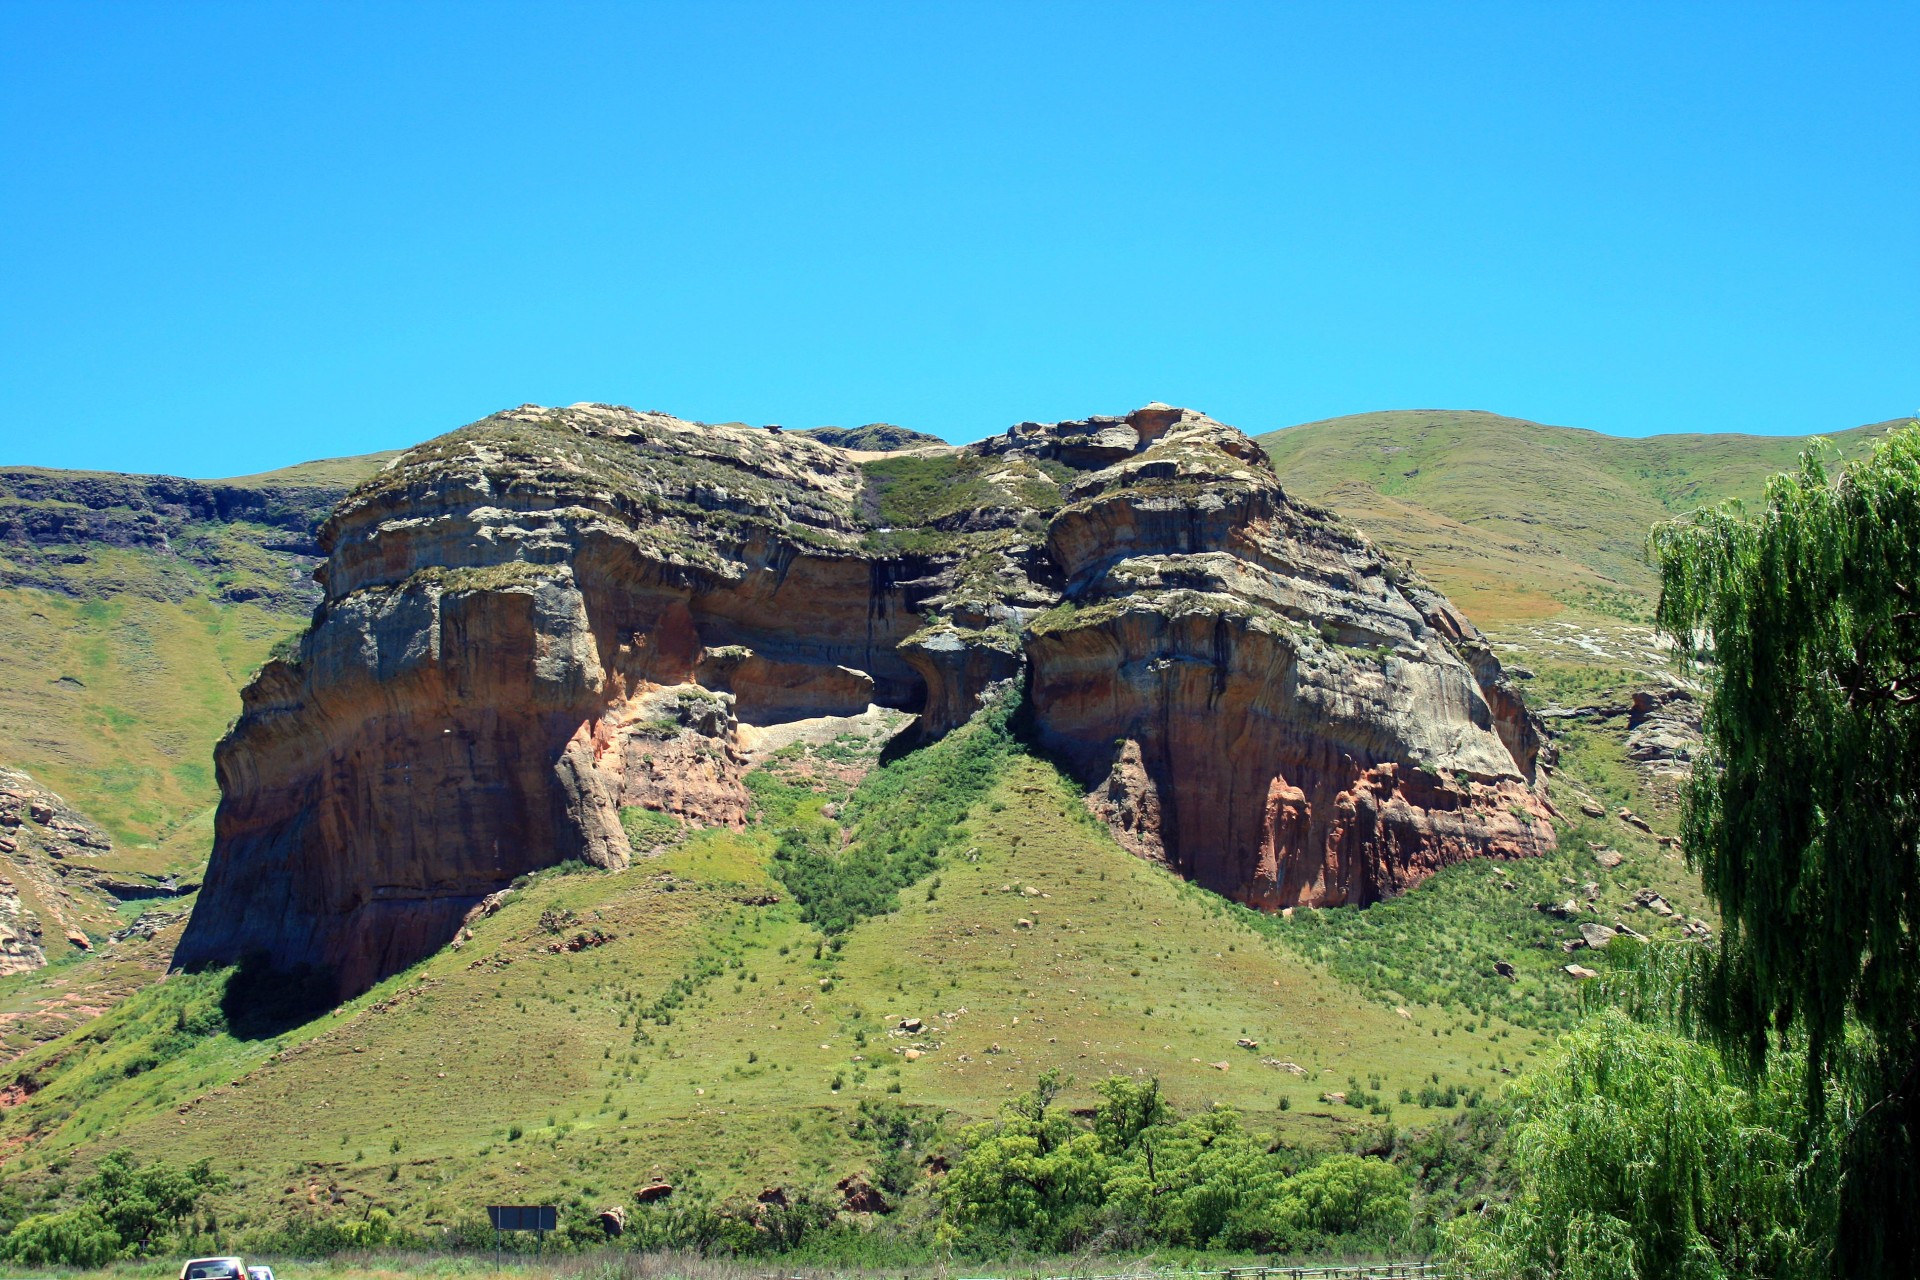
[[487, 1204, 558, 1267]]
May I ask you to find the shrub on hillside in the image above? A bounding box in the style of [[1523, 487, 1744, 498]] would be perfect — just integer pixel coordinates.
[[938, 1072, 1411, 1254], [0, 1149, 227, 1264], [1, 1206, 119, 1267]]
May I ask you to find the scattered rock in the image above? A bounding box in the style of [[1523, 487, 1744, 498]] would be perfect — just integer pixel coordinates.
[[1618, 808, 1654, 834], [635, 1182, 673, 1203], [1579, 923, 1618, 949], [900, 1017, 923, 1033], [756, 1187, 788, 1207], [1211, 1061, 1231, 1072], [837, 1173, 891, 1214], [1579, 799, 1606, 819], [1493, 960, 1515, 979], [64, 930, 90, 951], [1236, 1037, 1259, 1050], [1322, 1091, 1347, 1105], [1564, 964, 1599, 980], [903, 1048, 922, 1062], [596, 1206, 626, 1237], [1015, 917, 1033, 929], [1262, 1059, 1307, 1074], [1592, 846, 1624, 869]]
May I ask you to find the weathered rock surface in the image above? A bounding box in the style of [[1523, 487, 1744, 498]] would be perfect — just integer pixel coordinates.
[[1625, 686, 1702, 777], [176, 402, 1552, 998], [0, 768, 180, 976]]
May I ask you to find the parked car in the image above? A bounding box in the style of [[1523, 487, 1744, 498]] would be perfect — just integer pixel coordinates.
[[180, 1259, 247, 1280], [247, 1267, 276, 1280]]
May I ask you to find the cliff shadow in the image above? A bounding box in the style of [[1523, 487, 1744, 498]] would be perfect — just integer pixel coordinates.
[[221, 952, 338, 1039]]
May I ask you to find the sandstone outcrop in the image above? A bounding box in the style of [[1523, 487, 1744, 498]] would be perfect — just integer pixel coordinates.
[[0, 768, 178, 975], [176, 402, 1552, 998]]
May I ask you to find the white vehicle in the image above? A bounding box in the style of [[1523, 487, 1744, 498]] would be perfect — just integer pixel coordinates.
[[180, 1258, 247, 1280], [248, 1268, 276, 1280]]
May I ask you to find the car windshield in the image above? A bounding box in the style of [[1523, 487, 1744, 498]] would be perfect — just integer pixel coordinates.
[[186, 1263, 240, 1279]]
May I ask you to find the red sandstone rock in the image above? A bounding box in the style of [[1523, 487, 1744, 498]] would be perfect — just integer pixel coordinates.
[[176, 402, 1553, 999]]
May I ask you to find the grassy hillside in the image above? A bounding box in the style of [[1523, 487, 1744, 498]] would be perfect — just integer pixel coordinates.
[[0, 450, 395, 869], [0, 721, 1598, 1234], [1259, 410, 1902, 625], [212, 452, 402, 489], [0, 591, 291, 872]]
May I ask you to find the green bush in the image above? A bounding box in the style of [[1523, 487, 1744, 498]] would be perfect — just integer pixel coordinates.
[[771, 697, 1014, 933], [2, 1206, 119, 1266], [938, 1072, 1411, 1254]]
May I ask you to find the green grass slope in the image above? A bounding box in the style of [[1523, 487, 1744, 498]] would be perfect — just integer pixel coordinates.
[[0, 724, 1576, 1234], [1259, 410, 1901, 625], [0, 591, 292, 872], [0, 450, 395, 870]]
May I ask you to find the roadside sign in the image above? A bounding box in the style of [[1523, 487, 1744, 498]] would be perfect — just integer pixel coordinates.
[[487, 1204, 557, 1232]]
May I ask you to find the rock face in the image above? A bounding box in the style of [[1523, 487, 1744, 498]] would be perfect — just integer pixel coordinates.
[[176, 402, 1552, 998], [0, 768, 182, 976]]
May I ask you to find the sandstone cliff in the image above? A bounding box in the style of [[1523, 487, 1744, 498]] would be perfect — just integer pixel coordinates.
[[175, 403, 1552, 998]]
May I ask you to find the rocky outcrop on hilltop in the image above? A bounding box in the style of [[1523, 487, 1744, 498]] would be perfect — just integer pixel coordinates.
[[796, 424, 945, 451], [176, 402, 1553, 998], [0, 460, 389, 609]]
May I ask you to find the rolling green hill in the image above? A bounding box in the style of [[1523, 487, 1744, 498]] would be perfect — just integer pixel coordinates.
[[0, 714, 1693, 1236], [1258, 410, 1903, 626]]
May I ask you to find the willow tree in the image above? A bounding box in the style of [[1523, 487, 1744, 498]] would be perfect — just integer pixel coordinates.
[[1651, 423, 1920, 1277]]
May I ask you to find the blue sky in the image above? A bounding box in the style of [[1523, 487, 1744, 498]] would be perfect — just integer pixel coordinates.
[[2, 2, 1915, 475]]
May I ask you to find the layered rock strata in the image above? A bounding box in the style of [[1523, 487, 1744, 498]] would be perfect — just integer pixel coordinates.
[[177, 402, 1552, 998], [0, 460, 390, 609]]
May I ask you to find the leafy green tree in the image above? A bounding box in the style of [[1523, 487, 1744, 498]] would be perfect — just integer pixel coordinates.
[[1444, 1006, 1816, 1280], [1270, 1153, 1411, 1241], [941, 1072, 1410, 1255], [936, 1071, 1107, 1251], [83, 1148, 229, 1256], [1651, 424, 1920, 1275], [1090, 1073, 1172, 1152]]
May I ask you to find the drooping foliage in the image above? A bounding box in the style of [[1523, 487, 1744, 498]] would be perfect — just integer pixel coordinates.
[[1650, 423, 1920, 1275], [1444, 1003, 1818, 1280]]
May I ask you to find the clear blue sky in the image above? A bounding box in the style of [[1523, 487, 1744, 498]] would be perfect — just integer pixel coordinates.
[[2, 2, 1915, 476]]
